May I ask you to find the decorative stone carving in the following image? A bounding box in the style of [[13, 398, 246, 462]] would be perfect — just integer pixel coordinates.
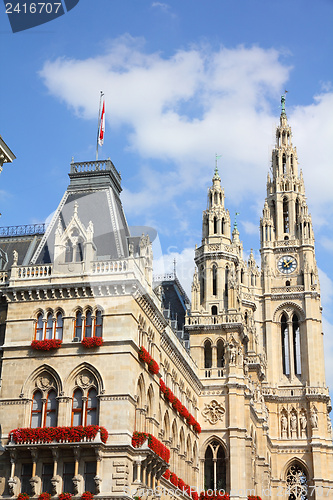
[[281, 412, 288, 437], [94, 475, 102, 494], [202, 400, 225, 425], [29, 476, 39, 496], [8, 477, 17, 496], [36, 375, 53, 391], [310, 407, 318, 429], [290, 412, 297, 437], [72, 475, 82, 495], [12, 250, 18, 266], [76, 372, 93, 388], [300, 412, 307, 437], [50, 476, 60, 496]]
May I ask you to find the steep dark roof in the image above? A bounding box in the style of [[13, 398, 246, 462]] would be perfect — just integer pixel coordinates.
[[31, 159, 130, 264]]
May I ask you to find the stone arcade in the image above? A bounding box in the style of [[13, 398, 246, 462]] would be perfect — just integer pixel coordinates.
[[0, 100, 332, 499]]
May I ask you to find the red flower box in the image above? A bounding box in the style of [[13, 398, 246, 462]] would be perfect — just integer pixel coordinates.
[[248, 497, 262, 500], [148, 359, 159, 374], [138, 346, 159, 374], [9, 425, 108, 444], [31, 339, 62, 351], [162, 469, 170, 480], [132, 431, 170, 463], [172, 398, 182, 413], [38, 494, 51, 500], [193, 422, 201, 434], [170, 472, 178, 487], [18, 494, 29, 500], [81, 492, 94, 500], [81, 337, 103, 348], [59, 494, 72, 500]]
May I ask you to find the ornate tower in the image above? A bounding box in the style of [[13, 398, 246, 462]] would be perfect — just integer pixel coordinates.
[[260, 95, 332, 497]]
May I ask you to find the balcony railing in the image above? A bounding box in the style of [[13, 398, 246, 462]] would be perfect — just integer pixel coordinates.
[[186, 312, 243, 326], [17, 265, 52, 279], [0, 224, 46, 237], [8, 425, 108, 445]]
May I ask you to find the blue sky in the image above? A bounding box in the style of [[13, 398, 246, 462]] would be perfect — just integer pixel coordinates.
[[1, 0, 333, 388]]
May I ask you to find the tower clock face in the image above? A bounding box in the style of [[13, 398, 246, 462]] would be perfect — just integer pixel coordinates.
[[277, 255, 297, 274]]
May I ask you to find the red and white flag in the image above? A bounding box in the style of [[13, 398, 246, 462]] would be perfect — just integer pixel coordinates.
[[98, 98, 105, 146]]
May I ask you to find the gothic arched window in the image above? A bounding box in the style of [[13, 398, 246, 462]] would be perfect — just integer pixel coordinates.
[[35, 313, 44, 341], [65, 240, 73, 262], [31, 390, 43, 428], [213, 217, 217, 234], [45, 389, 57, 427], [286, 463, 308, 500], [72, 389, 84, 426], [45, 312, 53, 340], [74, 311, 83, 340], [217, 339, 225, 368], [76, 238, 84, 262], [204, 441, 226, 491], [204, 340, 212, 369], [94, 310, 103, 337], [84, 310, 93, 338], [212, 265, 217, 296], [55, 312, 63, 340], [282, 153, 287, 174], [281, 314, 290, 376], [293, 314, 301, 376], [283, 198, 289, 233], [86, 388, 98, 425], [211, 305, 218, 316]]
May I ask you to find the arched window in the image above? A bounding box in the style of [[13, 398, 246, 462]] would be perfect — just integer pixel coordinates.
[[84, 310, 93, 338], [31, 391, 43, 428], [72, 389, 84, 426], [213, 217, 217, 234], [204, 340, 212, 369], [35, 313, 44, 341], [221, 218, 225, 234], [94, 310, 103, 337], [281, 314, 290, 375], [293, 315, 301, 376], [212, 265, 217, 296], [86, 388, 98, 425], [283, 198, 289, 233], [45, 390, 57, 427], [217, 339, 225, 368], [74, 311, 83, 340], [211, 305, 218, 316], [65, 240, 73, 262], [45, 312, 53, 340], [55, 312, 63, 340], [204, 441, 226, 491], [286, 463, 308, 500], [76, 238, 84, 262], [282, 153, 286, 174]]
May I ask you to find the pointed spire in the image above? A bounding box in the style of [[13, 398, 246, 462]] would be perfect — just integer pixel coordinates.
[[214, 154, 222, 180], [281, 94, 286, 115]]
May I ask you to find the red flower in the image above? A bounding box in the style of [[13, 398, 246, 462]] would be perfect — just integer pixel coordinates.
[[59, 494, 72, 500], [18, 494, 30, 500], [81, 492, 94, 500], [38, 493, 51, 500], [162, 469, 170, 480], [192, 493, 199, 500], [170, 472, 178, 487], [132, 431, 170, 463], [138, 346, 159, 374], [9, 425, 108, 444], [81, 337, 103, 348], [193, 422, 201, 434], [31, 339, 62, 351]]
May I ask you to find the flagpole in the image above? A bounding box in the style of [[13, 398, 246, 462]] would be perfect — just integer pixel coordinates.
[[96, 91, 104, 161]]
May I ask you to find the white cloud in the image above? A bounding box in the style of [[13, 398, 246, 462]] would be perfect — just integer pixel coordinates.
[[241, 220, 258, 235], [39, 37, 333, 229]]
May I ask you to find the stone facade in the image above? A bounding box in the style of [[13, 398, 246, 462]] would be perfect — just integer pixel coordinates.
[[0, 101, 332, 500]]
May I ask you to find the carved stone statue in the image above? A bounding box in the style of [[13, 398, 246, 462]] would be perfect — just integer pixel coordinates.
[[310, 408, 318, 429], [12, 250, 18, 266], [300, 414, 307, 435], [290, 413, 297, 432], [281, 414, 288, 433]]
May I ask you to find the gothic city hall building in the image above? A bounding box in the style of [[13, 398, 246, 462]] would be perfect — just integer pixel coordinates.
[[0, 101, 332, 500]]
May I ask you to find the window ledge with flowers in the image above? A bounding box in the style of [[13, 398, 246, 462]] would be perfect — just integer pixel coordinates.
[[138, 346, 159, 375], [160, 379, 201, 434], [31, 339, 62, 351], [132, 431, 170, 463], [81, 337, 103, 348], [8, 425, 108, 445], [162, 469, 198, 500]]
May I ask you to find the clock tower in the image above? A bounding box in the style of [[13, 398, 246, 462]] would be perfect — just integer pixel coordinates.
[[260, 96, 332, 495]]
